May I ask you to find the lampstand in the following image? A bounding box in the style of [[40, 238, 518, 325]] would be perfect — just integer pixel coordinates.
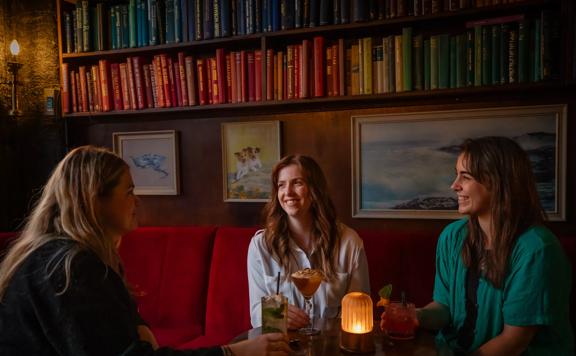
[[7, 61, 22, 117], [340, 292, 375, 353]]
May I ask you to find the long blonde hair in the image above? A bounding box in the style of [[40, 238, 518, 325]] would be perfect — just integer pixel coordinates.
[[262, 155, 341, 281], [0, 146, 129, 300]]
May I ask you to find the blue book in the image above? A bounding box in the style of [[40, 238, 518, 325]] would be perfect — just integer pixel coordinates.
[[271, 0, 279, 31], [246, 0, 253, 34], [142, 0, 149, 46], [295, 0, 302, 28], [254, 0, 261, 33], [319, 0, 330, 26], [187, 0, 195, 41], [351, 0, 366, 22], [65, 12, 73, 53], [174, 0, 182, 42], [309, 0, 318, 27], [340, 0, 349, 24], [181, 0, 188, 42], [137, 0, 143, 47], [165, 0, 175, 43], [148, 0, 158, 45], [262, 0, 269, 32], [237, 0, 245, 35], [203, 0, 213, 39], [195, 0, 203, 40], [221, 0, 231, 36], [333, 0, 340, 25], [121, 5, 130, 48], [109, 8, 116, 49]]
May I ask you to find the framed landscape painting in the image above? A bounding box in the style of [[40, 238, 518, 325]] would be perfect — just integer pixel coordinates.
[[352, 105, 566, 220], [113, 130, 180, 195], [222, 121, 281, 202]]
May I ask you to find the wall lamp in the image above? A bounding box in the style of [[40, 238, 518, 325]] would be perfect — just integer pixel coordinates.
[[7, 39, 22, 117]]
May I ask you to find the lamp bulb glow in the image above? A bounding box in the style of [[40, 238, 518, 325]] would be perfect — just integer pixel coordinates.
[[10, 39, 20, 56]]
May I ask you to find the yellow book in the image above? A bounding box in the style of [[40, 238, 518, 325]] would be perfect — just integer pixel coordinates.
[[395, 35, 403, 92], [351, 44, 359, 95], [362, 37, 373, 95]]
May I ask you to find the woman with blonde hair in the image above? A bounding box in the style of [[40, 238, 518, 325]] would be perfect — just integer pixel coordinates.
[[248, 155, 370, 330], [0, 146, 289, 356], [414, 136, 573, 355]]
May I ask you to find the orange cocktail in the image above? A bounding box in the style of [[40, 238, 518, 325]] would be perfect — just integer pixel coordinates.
[[291, 268, 324, 335]]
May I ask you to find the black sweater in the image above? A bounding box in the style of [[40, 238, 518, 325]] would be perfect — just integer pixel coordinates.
[[0, 239, 223, 356]]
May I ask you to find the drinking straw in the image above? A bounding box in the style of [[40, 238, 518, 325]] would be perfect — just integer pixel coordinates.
[[276, 271, 280, 295]]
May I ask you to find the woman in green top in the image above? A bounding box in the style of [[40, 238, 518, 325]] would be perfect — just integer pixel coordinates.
[[415, 136, 573, 355]]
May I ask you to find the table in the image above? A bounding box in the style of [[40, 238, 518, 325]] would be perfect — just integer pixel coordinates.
[[232, 318, 441, 355]]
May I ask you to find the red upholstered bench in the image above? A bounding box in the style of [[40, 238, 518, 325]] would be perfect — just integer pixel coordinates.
[[119, 226, 217, 348]]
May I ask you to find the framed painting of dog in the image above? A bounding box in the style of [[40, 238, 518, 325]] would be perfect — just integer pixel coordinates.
[[113, 130, 180, 195], [352, 105, 566, 220], [222, 121, 281, 202]]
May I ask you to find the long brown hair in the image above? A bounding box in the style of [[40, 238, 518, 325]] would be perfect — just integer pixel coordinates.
[[262, 155, 340, 281], [0, 146, 129, 300], [459, 137, 545, 288]]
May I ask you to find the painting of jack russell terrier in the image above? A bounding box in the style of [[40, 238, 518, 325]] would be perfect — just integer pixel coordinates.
[[222, 121, 280, 201]]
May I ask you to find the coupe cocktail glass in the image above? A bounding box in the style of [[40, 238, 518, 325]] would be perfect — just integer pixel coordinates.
[[291, 268, 324, 335]]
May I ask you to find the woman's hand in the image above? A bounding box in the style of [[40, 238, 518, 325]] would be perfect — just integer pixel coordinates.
[[137, 325, 159, 350], [228, 333, 290, 356], [287, 304, 309, 330]]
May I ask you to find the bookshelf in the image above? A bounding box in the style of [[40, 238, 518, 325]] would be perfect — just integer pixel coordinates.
[[56, 0, 574, 119]]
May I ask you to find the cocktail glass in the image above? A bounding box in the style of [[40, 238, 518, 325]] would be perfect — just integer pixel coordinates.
[[291, 268, 324, 335], [381, 301, 419, 340], [261, 294, 288, 334]]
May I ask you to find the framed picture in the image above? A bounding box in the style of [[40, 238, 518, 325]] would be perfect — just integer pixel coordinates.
[[352, 105, 567, 220], [113, 130, 180, 195], [222, 121, 281, 202]]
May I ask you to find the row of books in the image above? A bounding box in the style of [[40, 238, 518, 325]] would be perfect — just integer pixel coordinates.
[[62, 0, 532, 53], [61, 49, 266, 113], [60, 13, 558, 113]]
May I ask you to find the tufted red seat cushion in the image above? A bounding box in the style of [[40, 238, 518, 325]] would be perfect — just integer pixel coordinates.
[[119, 226, 217, 348]]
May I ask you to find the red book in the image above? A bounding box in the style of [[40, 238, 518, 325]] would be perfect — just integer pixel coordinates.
[[178, 52, 189, 106], [132, 57, 146, 109], [159, 54, 172, 107], [266, 49, 274, 101], [247, 51, 255, 102], [91, 66, 102, 111], [313, 36, 325, 97], [196, 58, 207, 105], [119, 63, 131, 110], [332, 44, 339, 96], [126, 58, 137, 110], [216, 48, 227, 104], [326, 46, 333, 96], [86, 71, 94, 112], [75, 72, 82, 112], [110, 63, 123, 110], [142, 64, 154, 108], [206, 57, 214, 104], [78, 66, 88, 112], [254, 50, 262, 101], [149, 64, 158, 107], [98, 59, 112, 111], [226, 53, 233, 103], [61, 63, 70, 113], [235, 52, 242, 102], [153, 56, 165, 108], [294, 45, 300, 99], [173, 62, 183, 106], [230, 52, 237, 103], [301, 40, 310, 98], [167, 57, 177, 107], [240, 50, 247, 103], [70, 70, 77, 113], [338, 38, 345, 96], [185, 56, 197, 105]]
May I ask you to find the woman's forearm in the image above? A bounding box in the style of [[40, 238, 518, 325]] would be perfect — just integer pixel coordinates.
[[416, 301, 450, 330]]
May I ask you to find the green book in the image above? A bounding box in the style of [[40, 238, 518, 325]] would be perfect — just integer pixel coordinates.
[[438, 34, 449, 89], [449, 36, 457, 88], [491, 24, 501, 85], [402, 27, 413, 91], [481, 26, 491, 86], [456, 34, 465, 88], [500, 23, 509, 84], [533, 19, 541, 82], [466, 29, 474, 87], [76, 2, 84, 52], [424, 38, 431, 90], [518, 20, 529, 83], [413, 34, 424, 91], [508, 27, 518, 84], [474, 25, 482, 86], [129, 0, 137, 48], [430, 35, 438, 90]]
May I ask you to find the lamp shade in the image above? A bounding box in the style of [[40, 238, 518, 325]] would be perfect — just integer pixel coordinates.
[[341, 292, 373, 334], [10, 40, 20, 56]]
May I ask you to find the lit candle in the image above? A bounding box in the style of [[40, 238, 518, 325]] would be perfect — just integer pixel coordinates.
[[340, 292, 374, 353]]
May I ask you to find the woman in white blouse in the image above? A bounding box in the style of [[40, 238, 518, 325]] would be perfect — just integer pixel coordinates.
[[248, 155, 370, 329]]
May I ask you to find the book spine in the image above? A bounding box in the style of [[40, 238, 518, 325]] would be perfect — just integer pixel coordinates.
[[474, 26, 482, 86], [132, 57, 146, 109], [491, 25, 501, 85], [79, 66, 88, 112], [481, 26, 491, 86], [185, 56, 197, 105], [196, 58, 207, 105], [119, 63, 130, 109], [110, 63, 124, 110], [402, 27, 413, 91], [195, 0, 203, 40], [424, 38, 430, 90], [338, 38, 345, 96], [255, 50, 262, 101], [149, 63, 159, 107], [362, 37, 372, 94], [430, 35, 438, 89], [91, 65, 102, 111], [332, 44, 339, 96], [313, 36, 325, 97], [439, 34, 450, 89], [143, 64, 155, 108], [174, 61, 183, 106], [129, 0, 137, 47], [71, 71, 78, 112], [266, 49, 274, 100], [82, 0, 90, 51], [216, 48, 227, 103], [61, 63, 70, 113], [178, 52, 189, 106], [64, 12, 73, 53], [248, 51, 255, 101], [394, 35, 403, 92], [153, 56, 166, 107], [174, 0, 182, 42], [168, 57, 178, 105], [98, 60, 112, 111], [126, 58, 138, 109], [413, 34, 423, 91]]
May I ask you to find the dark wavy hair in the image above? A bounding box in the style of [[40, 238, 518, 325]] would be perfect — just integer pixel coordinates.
[[459, 136, 545, 288], [262, 155, 340, 281]]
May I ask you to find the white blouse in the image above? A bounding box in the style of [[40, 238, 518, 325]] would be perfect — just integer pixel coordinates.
[[247, 224, 370, 327]]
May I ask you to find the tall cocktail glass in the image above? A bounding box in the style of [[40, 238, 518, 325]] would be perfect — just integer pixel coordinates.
[[261, 294, 288, 334], [291, 268, 324, 335]]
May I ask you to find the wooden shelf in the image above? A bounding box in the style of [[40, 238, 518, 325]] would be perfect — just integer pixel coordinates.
[[63, 81, 564, 119]]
